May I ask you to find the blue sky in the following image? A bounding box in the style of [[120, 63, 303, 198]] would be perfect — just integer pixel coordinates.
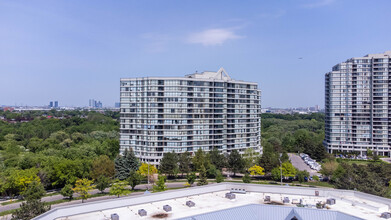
[[1, 0, 390, 107]]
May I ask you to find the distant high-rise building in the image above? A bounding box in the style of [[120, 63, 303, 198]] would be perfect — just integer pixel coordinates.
[[324, 51, 391, 156], [120, 68, 262, 165], [89, 99, 103, 108], [54, 101, 58, 108], [49, 101, 53, 108], [115, 102, 120, 108]]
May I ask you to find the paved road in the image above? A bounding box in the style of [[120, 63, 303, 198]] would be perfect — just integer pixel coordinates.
[[381, 158, 391, 163], [0, 182, 187, 213], [289, 153, 319, 176]]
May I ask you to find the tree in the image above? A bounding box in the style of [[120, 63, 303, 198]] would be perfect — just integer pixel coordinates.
[[242, 173, 251, 183], [109, 180, 129, 198], [159, 152, 179, 177], [271, 167, 281, 182], [258, 151, 279, 173], [248, 165, 265, 176], [95, 175, 110, 193], [11, 199, 51, 220], [296, 170, 309, 183], [11, 181, 50, 220], [138, 163, 158, 183], [186, 173, 196, 185], [227, 150, 245, 176], [243, 148, 257, 170], [127, 171, 142, 190], [209, 147, 226, 170], [192, 148, 209, 171], [215, 170, 224, 183], [90, 155, 115, 180], [178, 152, 191, 176], [73, 178, 94, 203], [60, 184, 74, 200], [197, 164, 208, 186], [153, 175, 166, 192], [207, 164, 218, 178], [281, 162, 296, 178], [21, 181, 45, 201], [114, 148, 140, 180], [321, 161, 338, 179]]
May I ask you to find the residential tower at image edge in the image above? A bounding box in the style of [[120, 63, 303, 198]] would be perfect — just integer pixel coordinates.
[[324, 51, 391, 156], [120, 68, 261, 164]]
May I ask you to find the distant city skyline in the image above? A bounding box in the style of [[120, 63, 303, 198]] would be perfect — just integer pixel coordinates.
[[1, 1, 391, 107]]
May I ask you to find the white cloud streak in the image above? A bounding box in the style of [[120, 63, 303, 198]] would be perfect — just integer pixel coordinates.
[[187, 28, 243, 46]]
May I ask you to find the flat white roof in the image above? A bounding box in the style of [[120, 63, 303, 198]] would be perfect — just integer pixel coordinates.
[[34, 183, 391, 220]]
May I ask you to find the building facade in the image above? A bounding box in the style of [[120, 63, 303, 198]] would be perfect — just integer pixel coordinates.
[[120, 68, 261, 164], [324, 51, 391, 156]]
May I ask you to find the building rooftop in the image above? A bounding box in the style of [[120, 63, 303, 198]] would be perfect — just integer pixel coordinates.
[[185, 67, 232, 80], [33, 183, 391, 220]]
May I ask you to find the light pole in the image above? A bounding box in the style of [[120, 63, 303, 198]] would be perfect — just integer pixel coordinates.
[[279, 153, 282, 186]]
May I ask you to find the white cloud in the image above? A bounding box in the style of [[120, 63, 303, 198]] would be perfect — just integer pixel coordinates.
[[187, 28, 243, 46], [302, 0, 335, 8]]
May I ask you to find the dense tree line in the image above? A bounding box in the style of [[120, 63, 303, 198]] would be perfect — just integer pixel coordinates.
[[261, 113, 326, 161], [0, 110, 119, 197]]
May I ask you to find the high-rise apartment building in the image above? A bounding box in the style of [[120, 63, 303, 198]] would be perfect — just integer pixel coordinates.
[[324, 51, 391, 156], [120, 68, 261, 164]]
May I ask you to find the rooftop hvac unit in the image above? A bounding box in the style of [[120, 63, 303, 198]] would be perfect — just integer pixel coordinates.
[[283, 197, 290, 203], [163, 205, 172, 212], [186, 200, 195, 207], [315, 191, 319, 196], [230, 188, 246, 194], [111, 213, 119, 220], [264, 196, 271, 202], [138, 209, 147, 217], [326, 198, 336, 205], [381, 212, 391, 219], [225, 193, 236, 200]]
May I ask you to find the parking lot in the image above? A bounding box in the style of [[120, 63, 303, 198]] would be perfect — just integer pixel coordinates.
[[288, 153, 319, 176]]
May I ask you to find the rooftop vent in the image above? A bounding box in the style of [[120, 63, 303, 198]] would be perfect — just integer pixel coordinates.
[[111, 213, 119, 220], [138, 209, 147, 217], [230, 188, 246, 194], [315, 191, 319, 196], [186, 200, 195, 207], [163, 205, 172, 212], [326, 198, 336, 205], [283, 197, 290, 203], [225, 193, 236, 200], [264, 196, 271, 202], [381, 212, 391, 219]]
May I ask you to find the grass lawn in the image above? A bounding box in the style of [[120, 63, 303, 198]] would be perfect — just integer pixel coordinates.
[[341, 159, 384, 165]]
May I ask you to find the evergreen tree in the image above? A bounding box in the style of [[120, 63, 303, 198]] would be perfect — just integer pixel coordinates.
[[178, 152, 191, 176], [197, 164, 208, 186], [159, 152, 179, 177], [115, 148, 140, 180], [209, 147, 226, 170], [227, 150, 245, 176], [215, 170, 224, 183]]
